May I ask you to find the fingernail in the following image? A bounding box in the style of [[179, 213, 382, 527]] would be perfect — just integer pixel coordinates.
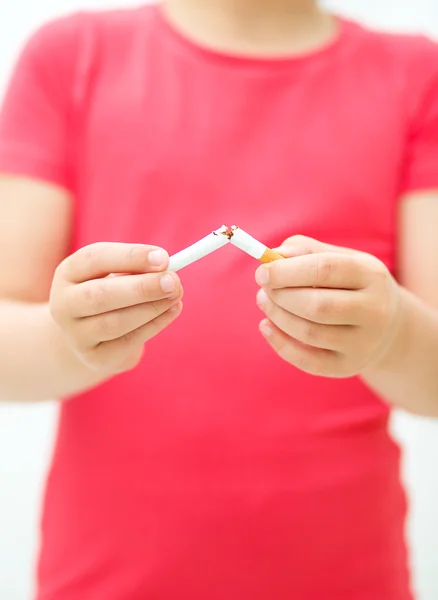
[[148, 249, 167, 267], [160, 274, 175, 294], [256, 266, 270, 286], [257, 288, 268, 309], [169, 303, 181, 314], [260, 321, 273, 337]]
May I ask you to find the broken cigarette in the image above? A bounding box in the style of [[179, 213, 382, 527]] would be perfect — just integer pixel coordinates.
[[167, 225, 284, 272], [168, 225, 230, 272], [229, 227, 284, 263]]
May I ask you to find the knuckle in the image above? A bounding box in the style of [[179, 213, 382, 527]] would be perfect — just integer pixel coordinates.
[[137, 275, 152, 300], [60, 243, 105, 281], [275, 340, 315, 375], [79, 245, 95, 263], [79, 243, 104, 269], [96, 312, 121, 340], [315, 257, 336, 286], [122, 326, 140, 346], [301, 320, 321, 345], [337, 295, 353, 315], [303, 321, 342, 351], [65, 244, 103, 283], [331, 296, 353, 323], [293, 351, 312, 373], [84, 280, 107, 313], [126, 245, 148, 267], [146, 300, 161, 319], [310, 291, 332, 320]]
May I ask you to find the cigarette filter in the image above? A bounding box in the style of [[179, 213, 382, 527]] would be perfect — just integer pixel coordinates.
[[229, 227, 284, 264], [168, 225, 230, 272]]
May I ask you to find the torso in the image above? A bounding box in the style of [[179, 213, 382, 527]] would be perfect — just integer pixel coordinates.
[[38, 6, 438, 598]]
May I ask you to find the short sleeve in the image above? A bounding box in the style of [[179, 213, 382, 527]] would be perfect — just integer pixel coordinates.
[[401, 41, 438, 194], [0, 15, 80, 189]]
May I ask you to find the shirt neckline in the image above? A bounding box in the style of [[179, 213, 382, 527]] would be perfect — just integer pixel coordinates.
[[151, 3, 355, 71]]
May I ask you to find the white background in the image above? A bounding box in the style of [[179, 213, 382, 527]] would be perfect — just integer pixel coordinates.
[[1, 1, 438, 599]]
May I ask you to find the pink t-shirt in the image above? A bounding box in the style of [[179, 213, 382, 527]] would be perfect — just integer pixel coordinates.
[[1, 6, 438, 599]]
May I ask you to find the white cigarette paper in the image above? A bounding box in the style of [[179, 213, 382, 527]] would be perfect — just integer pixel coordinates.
[[168, 226, 230, 272], [230, 227, 284, 263], [229, 227, 266, 259]]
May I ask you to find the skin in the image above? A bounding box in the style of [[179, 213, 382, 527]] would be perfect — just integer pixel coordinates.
[[50, 243, 183, 372], [1, 1, 438, 415], [0, 177, 183, 401], [254, 193, 438, 416], [164, 0, 336, 57], [255, 238, 404, 378]]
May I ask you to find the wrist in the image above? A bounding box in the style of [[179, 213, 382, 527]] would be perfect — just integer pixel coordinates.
[[362, 285, 411, 378]]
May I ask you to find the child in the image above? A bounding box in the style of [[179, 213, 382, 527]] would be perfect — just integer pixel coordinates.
[[1, 1, 438, 598]]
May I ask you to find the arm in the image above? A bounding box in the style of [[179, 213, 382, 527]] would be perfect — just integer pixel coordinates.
[[361, 191, 438, 417], [0, 16, 96, 401], [254, 205, 438, 417], [255, 43, 438, 417], [0, 176, 184, 403], [0, 18, 183, 402], [0, 175, 105, 402]]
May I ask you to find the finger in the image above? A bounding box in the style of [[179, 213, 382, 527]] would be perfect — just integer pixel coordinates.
[[75, 297, 181, 348], [68, 271, 182, 317], [267, 287, 364, 325], [276, 235, 355, 256], [256, 289, 355, 350], [259, 318, 341, 378], [272, 246, 315, 259], [61, 243, 170, 283], [256, 253, 369, 291], [85, 302, 183, 369]]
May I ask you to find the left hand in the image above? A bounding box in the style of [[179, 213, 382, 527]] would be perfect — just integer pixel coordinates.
[[255, 236, 404, 378]]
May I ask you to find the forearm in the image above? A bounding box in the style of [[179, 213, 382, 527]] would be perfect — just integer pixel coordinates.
[[362, 288, 438, 417], [0, 301, 110, 402]]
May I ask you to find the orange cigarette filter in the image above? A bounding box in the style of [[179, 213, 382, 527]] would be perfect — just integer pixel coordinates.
[[260, 248, 285, 264]]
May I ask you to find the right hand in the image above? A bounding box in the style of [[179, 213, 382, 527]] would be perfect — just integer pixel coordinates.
[[50, 242, 183, 373]]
